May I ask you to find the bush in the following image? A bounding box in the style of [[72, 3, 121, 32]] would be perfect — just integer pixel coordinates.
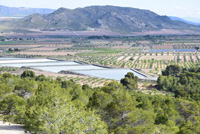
[[2, 73, 12, 78], [21, 70, 35, 79], [129, 57, 134, 61]]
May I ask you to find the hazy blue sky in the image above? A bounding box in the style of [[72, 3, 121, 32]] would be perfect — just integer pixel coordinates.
[[0, 0, 200, 18]]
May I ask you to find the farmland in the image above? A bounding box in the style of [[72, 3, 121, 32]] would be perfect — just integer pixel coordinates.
[[0, 35, 200, 76]]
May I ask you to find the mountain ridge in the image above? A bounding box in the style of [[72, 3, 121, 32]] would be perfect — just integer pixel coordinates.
[[1, 5, 200, 34], [0, 5, 55, 17], [170, 16, 200, 26]]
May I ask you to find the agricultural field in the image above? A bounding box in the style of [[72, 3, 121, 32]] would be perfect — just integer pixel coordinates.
[[13, 51, 78, 56], [0, 35, 200, 76]]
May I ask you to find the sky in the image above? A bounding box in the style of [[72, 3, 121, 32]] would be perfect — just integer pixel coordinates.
[[0, 0, 200, 18]]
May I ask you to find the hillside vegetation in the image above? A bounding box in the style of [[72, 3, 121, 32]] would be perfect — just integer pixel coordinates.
[[0, 69, 200, 133]]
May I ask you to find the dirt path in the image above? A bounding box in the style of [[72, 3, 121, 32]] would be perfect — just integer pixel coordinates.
[[192, 55, 197, 62], [117, 56, 124, 61], [186, 55, 191, 62], [124, 56, 132, 61], [180, 55, 184, 62], [0, 121, 28, 134]]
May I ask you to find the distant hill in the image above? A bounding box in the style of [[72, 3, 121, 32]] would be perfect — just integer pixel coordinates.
[[170, 16, 200, 25], [0, 5, 55, 17], [183, 17, 200, 24], [1, 6, 200, 34]]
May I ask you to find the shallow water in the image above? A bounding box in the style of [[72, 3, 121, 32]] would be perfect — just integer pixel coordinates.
[[173, 49, 196, 52], [0, 58, 25, 60], [0, 58, 157, 81], [149, 49, 170, 52], [73, 69, 147, 80], [2, 61, 80, 68], [33, 65, 105, 73], [0, 59, 56, 64]]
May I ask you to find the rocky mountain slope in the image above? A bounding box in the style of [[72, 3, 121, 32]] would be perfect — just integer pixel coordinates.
[[2, 6, 200, 34]]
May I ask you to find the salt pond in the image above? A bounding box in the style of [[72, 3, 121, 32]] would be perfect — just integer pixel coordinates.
[[173, 49, 197, 52], [149, 49, 197, 52], [33, 65, 106, 73], [0, 59, 56, 64], [73, 69, 147, 80], [0, 58, 25, 60], [149, 49, 170, 52], [2, 61, 80, 68], [0, 57, 157, 81]]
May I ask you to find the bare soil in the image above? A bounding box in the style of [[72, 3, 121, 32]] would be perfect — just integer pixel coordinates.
[[117, 56, 124, 61], [0, 121, 28, 134], [124, 56, 132, 61], [13, 51, 77, 56], [140, 55, 174, 60]]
